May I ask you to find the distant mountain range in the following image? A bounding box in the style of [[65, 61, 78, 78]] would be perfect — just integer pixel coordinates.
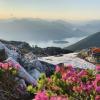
[[78, 20, 100, 34], [1, 18, 100, 47], [65, 32, 100, 51], [0, 18, 86, 42]]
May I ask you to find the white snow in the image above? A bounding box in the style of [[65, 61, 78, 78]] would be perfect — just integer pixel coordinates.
[[38, 53, 95, 69]]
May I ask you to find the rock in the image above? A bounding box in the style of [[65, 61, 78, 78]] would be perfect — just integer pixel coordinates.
[[20, 52, 44, 81], [0, 42, 19, 60], [17, 79, 27, 89], [0, 42, 37, 86], [24, 52, 37, 62], [29, 69, 41, 80], [0, 48, 7, 62], [6, 57, 37, 86], [21, 52, 44, 73], [0, 39, 32, 55], [0, 41, 54, 86]]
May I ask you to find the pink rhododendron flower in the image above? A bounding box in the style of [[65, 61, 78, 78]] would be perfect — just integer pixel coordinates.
[[94, 74, 100, 89], [15, 64, 20, 70], [96, 87, 100, 93], [73, 86, 82, 93], [62, 73, 67, 80], [55, 65, 60, 73], [96, 74, 100, 79], [80, 83, 87, 91], [67, 64, 73, 68], [66, 71, 72, 77], [50, 96, 68, 100], [2, 63, 9, 70], [77, 70, 87, 77], [0, 62, 3, 65], [71, 76, 79, 83], [50, 96, 57, 100], [8, 61, 12, 67], [96, 66, 100, 71], [86, 84, 93, 92], [35, 91, 49, 100], [48, 78, 52, 83], [95, 95, 100, 100], [31, 65, 95, 99]]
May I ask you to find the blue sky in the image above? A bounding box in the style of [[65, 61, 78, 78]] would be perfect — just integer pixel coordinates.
[[0, 0, 100, 20]]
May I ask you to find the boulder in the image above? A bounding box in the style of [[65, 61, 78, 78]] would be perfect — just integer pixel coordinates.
[[6, 57, 37, 86], [29, 69, 41, 80], [21, 52, 44, 73], [0, 42, 38, 85], [0, 41, 51, 86]]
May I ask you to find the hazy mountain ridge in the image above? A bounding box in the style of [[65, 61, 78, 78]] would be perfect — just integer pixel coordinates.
[[1, 18, 100, 48], [78, 20, 100, 34], [0, 18, 86, 42]]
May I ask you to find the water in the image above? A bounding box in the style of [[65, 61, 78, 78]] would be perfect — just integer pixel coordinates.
[[0, 32, 85, 48], [29, 37, 85, 48]]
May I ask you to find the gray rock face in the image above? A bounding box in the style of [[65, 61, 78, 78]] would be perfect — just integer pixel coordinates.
[[21, 52, 44, 72], [0, 42, 19, 60], [21, 52, 44, 81], [0, 42, 43, 86], [29, 69, 41, 80], [24, 52, 37, 61], [0, 41, 55, 87]]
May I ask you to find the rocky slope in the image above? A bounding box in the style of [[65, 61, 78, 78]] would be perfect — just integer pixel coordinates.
[[0, 41, 56, 100], [0, 39, 33, 54], [0, 39, 73, 57]]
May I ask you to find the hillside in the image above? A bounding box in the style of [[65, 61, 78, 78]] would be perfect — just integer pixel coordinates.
[[65, 32, 100, 51]]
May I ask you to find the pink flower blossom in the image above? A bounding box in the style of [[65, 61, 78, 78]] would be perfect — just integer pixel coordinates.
[[86, 84, 93, 91], [55, 65, 60, 73], [71, 76, 79, 83], [62, 73, 67, 80], [50, 96, 57, 100], [50, 96, 68, 100], [96, 74, 100, 79], [96, 66, 100, 71], [48, 78, 52, 83], [96, 87, 100, 93], [94, 74, 100, 89], [73, 86, 82, 93], [8, 61, 12, 67], [35, 91, 49, 100], [2, 63, 9, 70], [15, 64, 20, 70], [66, 71, 72, 77], [95, 95, 100, 100], [67, 64, 73, 68], [77, 70, 87, 77]]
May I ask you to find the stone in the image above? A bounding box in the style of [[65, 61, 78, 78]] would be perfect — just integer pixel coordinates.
[[29, 69, 41, 80]]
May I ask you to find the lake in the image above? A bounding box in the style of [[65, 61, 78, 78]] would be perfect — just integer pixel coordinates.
[[29, 37, 85, 48]]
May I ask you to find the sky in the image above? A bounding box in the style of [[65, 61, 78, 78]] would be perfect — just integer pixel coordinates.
[[0, 0, 100, 21]]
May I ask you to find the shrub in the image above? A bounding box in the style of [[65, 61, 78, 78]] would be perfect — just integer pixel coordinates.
[[0, 62, 30, 100], [28, 65, 96, 100]]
